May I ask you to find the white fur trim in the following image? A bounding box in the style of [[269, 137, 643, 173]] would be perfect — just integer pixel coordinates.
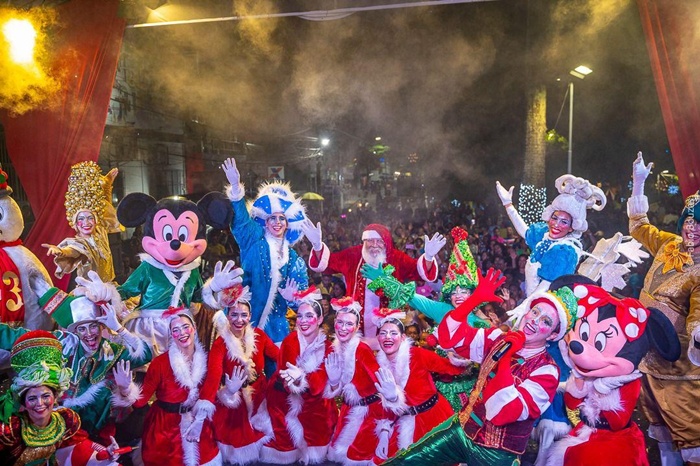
[[309, 243, 330, 273], [416, 254, 436, 282], [111, 381, 141, 408], [180, 411, 200, 466], [396, 414, 416, 450], [375, 339, 410, 415], [214, 314, 257, 384], [563, 374, 638, 428], [546, 424, 594, 466], [329, 405, 369, 464], [260, 445, 299, 464], [326, 335, 362, 404], [193, 399, 216, 421], [118, 328, 150, 361], [62, 380, 107, 409], [302, 444, 329, 464], [590, 372, 642, 395], [217, 436, 268, 466], [626, 195, 649, 217], [226, 183, 245, 202], [250, 399, 273, 437], [362, 230, 383, 241], [258, 235, 289, 330], [168, 337, 208, 409], [288, 330, 327, 395]]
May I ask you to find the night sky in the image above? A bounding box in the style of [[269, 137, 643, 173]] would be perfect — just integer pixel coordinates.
[[121, 0, 671, 202]]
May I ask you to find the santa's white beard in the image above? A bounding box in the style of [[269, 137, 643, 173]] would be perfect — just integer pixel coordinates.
[[362, 245, 387, 267]]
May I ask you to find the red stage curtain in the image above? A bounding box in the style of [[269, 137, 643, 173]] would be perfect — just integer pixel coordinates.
[[0, 0, 125, 289], [637, 0, 700, 197]]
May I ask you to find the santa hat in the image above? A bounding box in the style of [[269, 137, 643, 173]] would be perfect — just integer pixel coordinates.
[[371, 307, 407, 330], [677, 190, 700, 234], [331, 296, 362, 321], [293, 286, 322, 305], [219, 284, 252, 311], [248, 181, 308, 245], [0, 330, 73, 422], [510, 287, 579, 341], [541, 175, 606, 238], [441, 227, 479, 299], [37, 287, 102, 333]]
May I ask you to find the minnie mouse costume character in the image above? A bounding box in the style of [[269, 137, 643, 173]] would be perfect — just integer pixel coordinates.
[[545, 279, 681, 466], [75, 192, 241, 357]]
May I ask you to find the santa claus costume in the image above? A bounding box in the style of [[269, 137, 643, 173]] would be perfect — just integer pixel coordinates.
[[258, 290, 336, 464], [127, 310, 221, 466], [305, 222, 443, 349], [196, 285, 278, 465], [323, 298, 388, 466], [373, 309, 465, 458]]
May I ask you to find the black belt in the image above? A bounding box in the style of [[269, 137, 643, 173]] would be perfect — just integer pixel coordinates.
[[401, 394, 438, 417], [357, 393, 381, 406], [580, 412, 629, 430], [157, 399, 192, 414]]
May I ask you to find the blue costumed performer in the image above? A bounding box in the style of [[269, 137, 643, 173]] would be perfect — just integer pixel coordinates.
[[221, 158, 310, 344]]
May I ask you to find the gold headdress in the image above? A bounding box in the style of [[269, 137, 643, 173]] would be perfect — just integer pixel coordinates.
[[64, 161, 107, 228]]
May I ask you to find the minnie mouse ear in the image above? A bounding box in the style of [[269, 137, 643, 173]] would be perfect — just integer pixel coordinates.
[[646, 307, 681, 362], [548, 274, 597, 292]]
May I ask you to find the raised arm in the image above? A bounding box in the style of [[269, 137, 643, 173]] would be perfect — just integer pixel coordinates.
[[496, 181, 528, 238]]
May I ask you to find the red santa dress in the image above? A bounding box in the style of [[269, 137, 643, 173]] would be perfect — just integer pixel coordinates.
[[375, 339, 465, 457], [134, 339, 221, 466], [545, 373, 648, 466], [308, 224, 437, 348], [198, 312, 279, 465], [325, 334, 391, 465], [258, 329, 336, 464]]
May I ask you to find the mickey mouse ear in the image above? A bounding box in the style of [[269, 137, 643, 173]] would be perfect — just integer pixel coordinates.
[[645, 307, 681, 362]]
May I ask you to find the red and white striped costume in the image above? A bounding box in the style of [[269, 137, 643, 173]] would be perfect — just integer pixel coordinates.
[[437, 313, 559, 454], [545, 373, 648, 465], [325, 334, 390, 466], [258, 329, 336, 464], [376, 339, 464, 456], [198, 312, 279, 465]]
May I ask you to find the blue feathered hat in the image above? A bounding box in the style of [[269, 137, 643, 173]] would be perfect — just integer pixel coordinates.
[[248, 181, 308, 245]]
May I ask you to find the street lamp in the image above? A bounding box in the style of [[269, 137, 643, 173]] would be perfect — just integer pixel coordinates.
[[567, 65, 593, 174]]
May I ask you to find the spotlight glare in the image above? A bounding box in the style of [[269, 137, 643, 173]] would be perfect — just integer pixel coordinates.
[[3, 19, 36, 64]]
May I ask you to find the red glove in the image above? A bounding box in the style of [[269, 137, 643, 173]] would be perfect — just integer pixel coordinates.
[[451, 268, 506, 322], [481, 331, 526, 402]]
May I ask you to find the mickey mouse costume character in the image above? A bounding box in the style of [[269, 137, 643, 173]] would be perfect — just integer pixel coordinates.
[[75, 191, 241, 358], [627, 152, 700, 465], [546, 280, 681, 466], [222, 158, 310, 344]]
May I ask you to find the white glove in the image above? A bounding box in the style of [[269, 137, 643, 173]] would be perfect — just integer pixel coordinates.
[[224, 365, 247, 394], [210, 260, 244, 293], [112, 360, 132, 393], [375, 429, 390, 460], [74, 271, 114, 303], [496, 181, 514, 206], [184, 412, 206, 443], [221, 158, 242, 197], [278, 278, 299, 303], [280, 362, 304, 387], [632, 151, 653, 197], [96, 436, 121, 465], [423, 232, 446, 261], [96, 303, 122, 332], [374, 367, 399, 402], [301, 219, 323, 251], [325, 352, 342, 386]]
